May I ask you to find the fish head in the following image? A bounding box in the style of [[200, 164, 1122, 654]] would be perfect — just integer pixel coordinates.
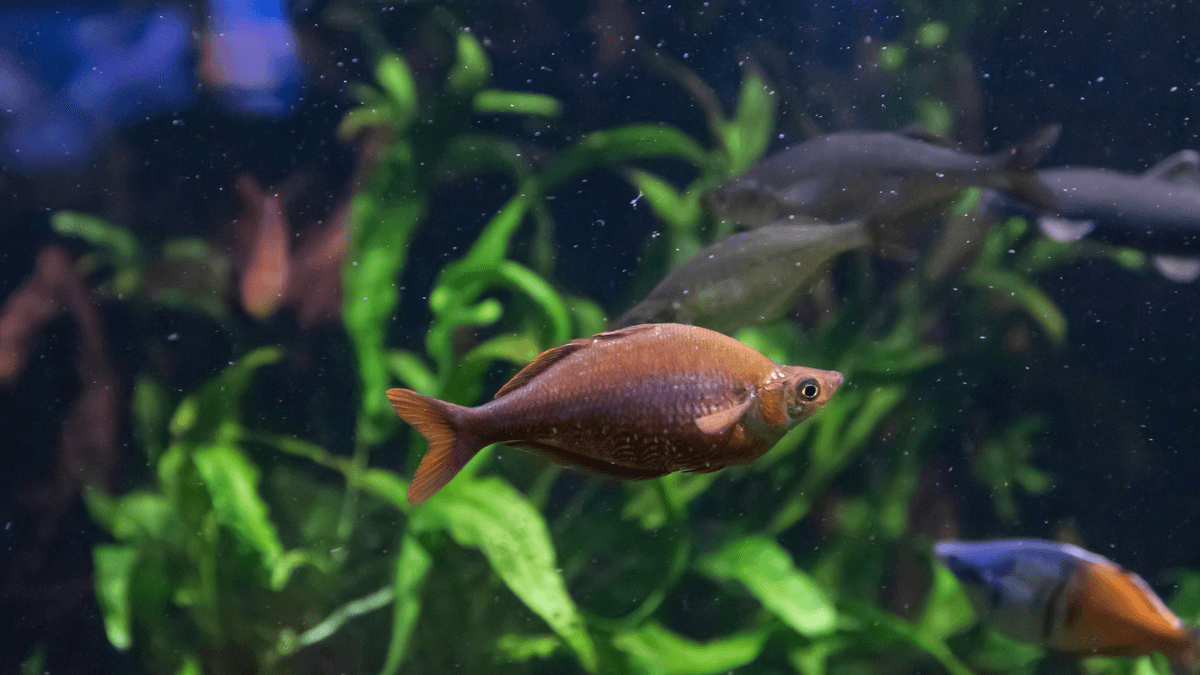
[[780, 366, 843, 423]]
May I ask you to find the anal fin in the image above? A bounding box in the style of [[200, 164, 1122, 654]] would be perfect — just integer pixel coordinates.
[[512, 440, 670, 480]]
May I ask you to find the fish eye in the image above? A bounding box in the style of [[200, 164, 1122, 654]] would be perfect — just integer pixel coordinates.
[[798, 379, 820, 401]]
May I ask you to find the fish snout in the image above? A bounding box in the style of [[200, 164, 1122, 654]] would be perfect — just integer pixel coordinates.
[[826, 370, 844, 393]]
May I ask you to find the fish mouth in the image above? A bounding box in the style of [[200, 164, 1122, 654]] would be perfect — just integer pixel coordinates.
[[824, 370, 844, 395]]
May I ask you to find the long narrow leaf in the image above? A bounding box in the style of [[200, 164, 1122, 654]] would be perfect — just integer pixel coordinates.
[[193, 445, 284, 576], [701, 535, 836, 637], [412, 477, 598, 672], [613, 621, 772, 675], [94, 545, 139, 651], [379, 535, 432, 675]]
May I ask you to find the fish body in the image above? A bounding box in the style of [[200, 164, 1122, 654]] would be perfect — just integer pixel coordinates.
[[1035, 152, 1200, 254], [936, 539, 1200, 668], [388, 323, 843, 502], [981, 151, 1200, 281], [707, 126, 1059, 227], [614, 221, 870, 333]]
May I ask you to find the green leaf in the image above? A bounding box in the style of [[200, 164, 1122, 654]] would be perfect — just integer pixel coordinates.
[[839, 385, 906, 453], [169, 347, 283, 445], [493, 261, 572, 345], [359, 468, 412, 514], [94, 545, 139, 651], [622, 473, 716, 530], [544, 124, 710, 192], [441, 135, 532, 184], [344, 192, 425, 445], [281, 586, 394, 656], [192, 445, 284, 576], [721, 66, 774, 175], [788, 638, 844, 675], [613, 621, 772, 675], [447, 30, 491, 96], [474, 90, 562, 117], [917, 564, 976, 640], [917, 98, 953, 137], [19, 643, 46, 675], [412, 477, 598, 672], [463, 334, 541, 366], [174, 655, 202, 675], [842, 602, 974, 675], [338, 103, 393, 139], [379, 535, 432, 675], [434, 192, 533, 289], [132, 376, 169, 463], [969, 269, 1067, 346], [700, 535, 836, 637], [624, 169, 702, 231], [376, 53, 417, 129], [386, 350, 438, 396], [496, 634, 561, 662], [566, 295, 609, 337], [109, 492, 178, 543], [51, 211, 141, 270]]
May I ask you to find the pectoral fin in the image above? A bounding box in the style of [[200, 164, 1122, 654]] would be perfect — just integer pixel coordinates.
[[1153, 255, 1200, 283], [694, 394, 754, 435]]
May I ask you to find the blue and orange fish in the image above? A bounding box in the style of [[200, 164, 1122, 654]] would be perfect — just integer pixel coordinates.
[[936, 539, 1200, 671]]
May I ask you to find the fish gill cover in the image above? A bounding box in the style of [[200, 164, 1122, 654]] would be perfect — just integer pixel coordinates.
[[1, 2, 1200, 675]]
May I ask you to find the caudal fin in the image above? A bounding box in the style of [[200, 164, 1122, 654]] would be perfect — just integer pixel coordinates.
[[386, 389, 482, 503], [995, 123, 1062, 210], [1169, 626, 1200, 675]]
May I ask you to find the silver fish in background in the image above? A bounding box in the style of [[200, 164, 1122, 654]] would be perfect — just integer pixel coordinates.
[[989, 151, 1200, 282], [936, 539, 1200, 672], [614, 221, 871, 333], [707, 125, 1061, 227]]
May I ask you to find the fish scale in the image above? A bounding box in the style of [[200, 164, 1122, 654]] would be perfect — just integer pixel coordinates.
[[387, 323, 843, 502]]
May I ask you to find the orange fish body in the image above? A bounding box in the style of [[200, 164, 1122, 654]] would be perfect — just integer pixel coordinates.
[[1055, 555, 1195, 660], [388, 323, 843, 502], [937, 539, 1200, 669]]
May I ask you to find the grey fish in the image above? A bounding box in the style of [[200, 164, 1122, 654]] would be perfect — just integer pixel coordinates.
[[707, 125, 1060, 227], [614, 221, 870, 333], [986, 151, 1200, 281]]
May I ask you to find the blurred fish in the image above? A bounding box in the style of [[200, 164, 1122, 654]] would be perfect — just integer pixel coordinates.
[[990, 151, 1200, 282], [388, 323, 843, 502], [235, 176, 291, 319], [202, 0, 304, 115], [708, 125, 1060, 227], [937, 539, 1200, 671], [614, 221, 872, 333], [0, 7, 193, 169]]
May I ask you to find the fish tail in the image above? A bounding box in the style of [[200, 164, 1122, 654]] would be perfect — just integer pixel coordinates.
[[386, 388, 483, 503], [1170, 627, 1200, 675], [993, 123, 1062, 211]]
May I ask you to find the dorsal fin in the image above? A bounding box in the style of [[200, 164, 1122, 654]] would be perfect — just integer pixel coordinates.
[[493, 325, 661, 400], [1005, 123, 1061, 171], [493, 340, 588, 399], [694, 392, 754, 435], [1144, 150, 1200, 183]]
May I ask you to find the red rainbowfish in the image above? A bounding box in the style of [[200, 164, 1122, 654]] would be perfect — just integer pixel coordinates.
[[387, 323, 843, 503], [937, 539, 1200, 671]]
